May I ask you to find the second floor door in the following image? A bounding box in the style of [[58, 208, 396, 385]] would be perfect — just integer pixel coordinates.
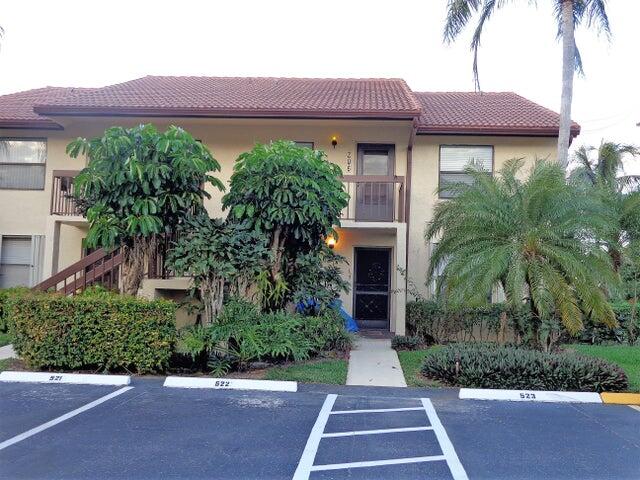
[[356, 144, 395, 221]]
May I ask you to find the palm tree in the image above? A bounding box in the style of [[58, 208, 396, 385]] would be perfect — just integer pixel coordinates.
[[443, 0, 611, 169], [425, 159, 618, 337], [570, 141, 640, 271]]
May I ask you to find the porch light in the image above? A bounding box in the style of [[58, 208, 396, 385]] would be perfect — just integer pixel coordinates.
[[331, 136, 338, 148], [326, 235, 337, 249]]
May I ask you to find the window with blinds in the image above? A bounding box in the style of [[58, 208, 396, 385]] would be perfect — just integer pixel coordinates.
[[0, 139, 47, 190], [294, 141, 314, 149], [0, 235, 44, 287], [439, 145, 493, 198]]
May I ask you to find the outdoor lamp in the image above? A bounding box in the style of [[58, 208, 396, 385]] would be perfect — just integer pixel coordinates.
[[331, 136, 338, 148], [326, 235, 337, 249]]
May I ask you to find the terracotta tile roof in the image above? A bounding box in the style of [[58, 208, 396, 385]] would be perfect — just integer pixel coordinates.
[[415, 92, 580, 137], [33, 76, 422, 119], [0, 87, 78, 130]]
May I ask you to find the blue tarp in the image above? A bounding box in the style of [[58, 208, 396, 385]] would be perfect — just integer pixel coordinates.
[[295, 298, 359, 333]]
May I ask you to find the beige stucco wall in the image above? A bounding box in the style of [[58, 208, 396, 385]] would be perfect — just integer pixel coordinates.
[[407, 134, 558, 299], [0, 117, 559, 333]]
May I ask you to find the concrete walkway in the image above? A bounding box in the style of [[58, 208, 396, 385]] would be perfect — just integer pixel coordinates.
[[0, 344, 15, 360], [346, 336, 407, 387]]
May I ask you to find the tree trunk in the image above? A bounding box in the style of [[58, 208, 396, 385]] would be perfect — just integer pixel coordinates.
[[121, 239, 147, 296], [557, 0, 575, 170]]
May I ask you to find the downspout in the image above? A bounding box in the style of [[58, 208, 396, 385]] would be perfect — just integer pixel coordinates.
[[404, 117, 418, 288]]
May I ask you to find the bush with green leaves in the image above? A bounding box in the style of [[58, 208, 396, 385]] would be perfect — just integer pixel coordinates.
[[177, 298, 351, 374], [579, 301, 638, 345], [0, 287, 30, 332], [10, 289, 176, 373], [167, 216, 269, 323], [391, 335, 422, 351], [421, 343, 628, 392], [222, 141, 349, 310], [69, 124, 223, 295]]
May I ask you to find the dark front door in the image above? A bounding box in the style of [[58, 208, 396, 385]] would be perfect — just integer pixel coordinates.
[[353, 247, 391, 329]]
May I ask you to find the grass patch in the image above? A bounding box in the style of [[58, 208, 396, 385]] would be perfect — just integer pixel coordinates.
[[0, 332, 12, 347], [263, 359, 348, 385], [565, 344, 640, 392], [0, 358, 20, 372], [397, 347, 443, 388]]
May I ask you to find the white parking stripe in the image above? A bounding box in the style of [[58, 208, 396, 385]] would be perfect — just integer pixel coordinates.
[[322, 426, 434, 438], [310, 455, 447, 471], [630, 405, 640, 412], [330, 407, 424, 415], [421, 398, 469, 480], [292, 394, 337, 480], [0, 386, 133, 451]]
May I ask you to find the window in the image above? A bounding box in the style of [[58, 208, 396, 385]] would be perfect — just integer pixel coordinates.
[[0, 139, 47, 190], [439, 145, 493, 198], [0, 235, 44, 288], [294, 141, 314, 149]]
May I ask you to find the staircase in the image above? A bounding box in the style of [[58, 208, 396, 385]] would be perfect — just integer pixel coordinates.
[[33, 248, 122, 295]]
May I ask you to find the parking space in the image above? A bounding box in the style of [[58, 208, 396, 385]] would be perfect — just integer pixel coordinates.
[[0, 379, 639, 479]]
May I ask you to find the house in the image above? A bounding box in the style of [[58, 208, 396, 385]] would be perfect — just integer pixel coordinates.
[[0, 76, 580, 334]]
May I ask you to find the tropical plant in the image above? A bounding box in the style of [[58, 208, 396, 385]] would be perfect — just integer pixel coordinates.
[[222, 141, 349, 310], [443, 0, 612, 169], [166, 216, 269, 323], [68, 124, 223, 295], [425, 159, 618, 345], [569, 141, 640, 272]]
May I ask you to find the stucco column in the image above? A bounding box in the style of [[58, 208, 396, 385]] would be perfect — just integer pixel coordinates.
[[394, 223, 407, 335], [42, 217, 60, 277]]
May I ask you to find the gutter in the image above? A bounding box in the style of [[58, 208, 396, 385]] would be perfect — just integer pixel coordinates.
[[404, 117, 418, 286]]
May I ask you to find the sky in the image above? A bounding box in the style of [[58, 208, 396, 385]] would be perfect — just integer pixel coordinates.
[[0, 0, 638, 171]]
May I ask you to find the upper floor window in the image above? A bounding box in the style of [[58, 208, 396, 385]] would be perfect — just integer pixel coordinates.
[[439, 145, 493, 198], [294, 141, 314, 149], [0, 139, 47, 190]]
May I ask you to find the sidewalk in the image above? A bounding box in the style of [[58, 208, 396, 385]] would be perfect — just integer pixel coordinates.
[[346, 336, 407, 387], [0, 344, 15, 360]]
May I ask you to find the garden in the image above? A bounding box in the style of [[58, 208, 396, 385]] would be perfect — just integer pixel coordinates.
[[394, 143, 640, 393], [0, 126, 353, 382]]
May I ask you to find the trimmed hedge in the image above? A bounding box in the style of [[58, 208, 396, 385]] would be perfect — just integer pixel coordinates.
[[407, 300, 639, 346], [421, 343, 629, 392], [10, 290, 176, 373], [0, 287, 30, 332]]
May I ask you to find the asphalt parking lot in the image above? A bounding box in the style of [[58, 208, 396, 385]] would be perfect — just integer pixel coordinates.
[[0, 378, 639, 479]]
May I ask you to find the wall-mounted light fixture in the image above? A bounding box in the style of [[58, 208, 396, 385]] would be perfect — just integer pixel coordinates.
[[331, 135, 338, 148], [326, 235, 337, 249]]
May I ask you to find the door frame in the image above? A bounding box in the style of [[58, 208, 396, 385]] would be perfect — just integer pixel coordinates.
[[356, 143, 395, 176], [352, 246, 392, 330]]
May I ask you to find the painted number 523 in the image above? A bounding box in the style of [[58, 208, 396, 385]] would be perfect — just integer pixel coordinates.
[[519, 392, 536, 399]]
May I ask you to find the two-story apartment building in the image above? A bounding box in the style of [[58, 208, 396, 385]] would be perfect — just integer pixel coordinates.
[[0, 76, 579, 334]]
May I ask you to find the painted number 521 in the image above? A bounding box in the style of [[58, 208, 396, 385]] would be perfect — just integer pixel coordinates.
[[49, 375, 63, 382]]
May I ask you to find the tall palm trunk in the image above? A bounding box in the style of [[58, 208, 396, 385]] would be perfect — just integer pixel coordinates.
[[557, 0, 575, 170]]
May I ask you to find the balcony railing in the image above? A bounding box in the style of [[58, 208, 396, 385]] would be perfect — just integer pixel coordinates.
[[340, 175, 405, 222], [50, 170, 82, 216]]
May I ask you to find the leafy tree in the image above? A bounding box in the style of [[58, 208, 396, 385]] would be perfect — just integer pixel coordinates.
[[166, 216, 269, 323], [221, 141, 349, 310], [68, 124, 223, 295], [425, 159, 618, 341], [443, 0, 611, 169], [569, 141, 640, 271]]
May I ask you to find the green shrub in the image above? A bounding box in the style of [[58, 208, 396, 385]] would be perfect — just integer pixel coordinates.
[[177, 299, 351, 374], [421, 343, 628, 392], [391, 335, 422, 351], [580, 301, 638, 345], [0, 287, 30, 332], [10, 290, 176, 373]]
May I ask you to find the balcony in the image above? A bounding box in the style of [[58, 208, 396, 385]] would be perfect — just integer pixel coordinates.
[[50, 170, 82, 216], [340, 175, 405, 223]]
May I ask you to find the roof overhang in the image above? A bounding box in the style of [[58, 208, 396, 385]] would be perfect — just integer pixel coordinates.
[[32, 105, 421, 121], [0, 119, 63, 130], [416, 125, 581, 138]]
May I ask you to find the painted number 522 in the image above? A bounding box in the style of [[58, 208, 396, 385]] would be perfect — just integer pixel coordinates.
[[214, 380, 230, 387]]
